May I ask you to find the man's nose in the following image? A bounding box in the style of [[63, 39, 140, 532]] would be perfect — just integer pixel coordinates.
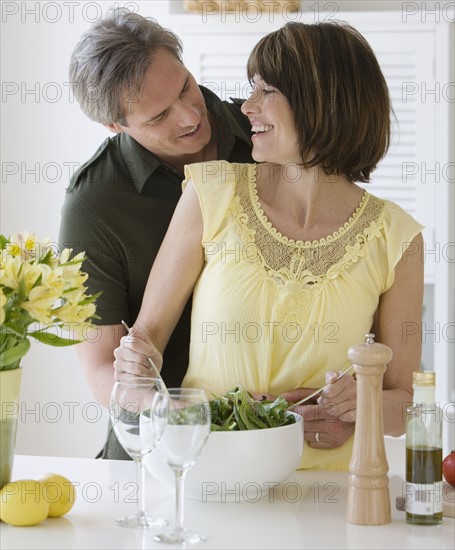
[[175, 99, 200, 127]]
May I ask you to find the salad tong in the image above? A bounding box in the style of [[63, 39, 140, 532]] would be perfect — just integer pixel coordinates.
[[288, 363, 355, 410]]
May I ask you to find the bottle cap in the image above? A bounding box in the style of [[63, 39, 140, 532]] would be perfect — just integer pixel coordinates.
[[413, 370, 435, 386]]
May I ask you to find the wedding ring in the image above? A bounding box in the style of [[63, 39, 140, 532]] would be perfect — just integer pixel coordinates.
[[315, 432, 320, 443]]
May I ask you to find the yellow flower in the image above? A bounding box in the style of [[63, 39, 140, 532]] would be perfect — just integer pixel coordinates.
[[6, 242, 21, 257], [63, 285, 86, 304], [8, 231, 37, 261], [24, 235, 36, 251], [59, 248, 73, 264], [38, 266, 65, 295], [1, 257, 42, 293], [59, 256, 86, 284], [8, 231, 55, 263], [54, 301, 96, 324], [63, 272, 88, 290], [20, 285, 62, 324]]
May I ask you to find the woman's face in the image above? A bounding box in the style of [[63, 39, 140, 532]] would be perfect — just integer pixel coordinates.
[[241, 75, 301, 165]]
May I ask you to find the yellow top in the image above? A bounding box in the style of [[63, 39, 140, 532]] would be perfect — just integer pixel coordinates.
[[181, 161, 424, 471]]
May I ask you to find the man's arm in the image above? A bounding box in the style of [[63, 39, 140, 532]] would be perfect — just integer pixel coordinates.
[[76, 324, 126, 408], [59, 188, 131, 408]]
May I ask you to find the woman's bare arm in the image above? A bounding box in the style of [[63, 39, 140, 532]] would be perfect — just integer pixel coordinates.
[[113, 179, 204, 378]]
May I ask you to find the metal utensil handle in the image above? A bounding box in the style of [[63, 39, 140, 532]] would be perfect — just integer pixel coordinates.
[[288, 363, 354, 410]]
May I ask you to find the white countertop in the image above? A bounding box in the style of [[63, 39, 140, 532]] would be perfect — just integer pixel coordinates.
[[1, 437, 454, 549]]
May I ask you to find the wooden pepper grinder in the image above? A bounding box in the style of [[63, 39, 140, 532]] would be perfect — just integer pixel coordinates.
[[346, 333, 393, 525]]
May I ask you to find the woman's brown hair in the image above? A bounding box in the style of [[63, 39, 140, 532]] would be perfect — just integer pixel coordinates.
[[247, 22, 392, 183]]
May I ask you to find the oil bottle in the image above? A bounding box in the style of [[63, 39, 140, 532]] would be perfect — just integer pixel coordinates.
[[405, 371, 443, 525]]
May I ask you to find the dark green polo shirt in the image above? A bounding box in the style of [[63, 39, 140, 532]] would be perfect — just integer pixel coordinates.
[[58, 87, 252, 458]]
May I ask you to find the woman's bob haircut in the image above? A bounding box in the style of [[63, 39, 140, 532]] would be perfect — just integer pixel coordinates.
[[247, 22, 392, 183]]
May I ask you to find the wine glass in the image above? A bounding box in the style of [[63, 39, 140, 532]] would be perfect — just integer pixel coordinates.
[[151, 388, 211, 544], [109, 376, 169, 528]]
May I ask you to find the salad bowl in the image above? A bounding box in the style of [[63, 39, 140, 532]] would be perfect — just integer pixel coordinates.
[[145, 388, 304, 501]]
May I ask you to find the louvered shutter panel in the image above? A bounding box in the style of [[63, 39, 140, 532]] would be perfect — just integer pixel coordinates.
[[361, 30, 436, 284]]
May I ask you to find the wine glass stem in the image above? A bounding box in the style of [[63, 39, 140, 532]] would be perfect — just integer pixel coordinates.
[[135, 457, 147, 520], [174, 468, 187, 535]]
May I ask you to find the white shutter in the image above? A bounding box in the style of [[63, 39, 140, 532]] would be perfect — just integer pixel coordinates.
[[182, 30, 267, 99], [360, 30, 436, 283]]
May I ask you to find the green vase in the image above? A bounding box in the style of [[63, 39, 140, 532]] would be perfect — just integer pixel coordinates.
[[0, 368, 22, 489]]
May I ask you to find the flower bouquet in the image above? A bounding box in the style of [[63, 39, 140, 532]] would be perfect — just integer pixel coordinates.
[[0, 231, 99, 370], [0, 231, 100, 487]]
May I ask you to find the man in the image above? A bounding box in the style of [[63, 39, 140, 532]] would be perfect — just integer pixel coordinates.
[[59, 8, 253, 459]]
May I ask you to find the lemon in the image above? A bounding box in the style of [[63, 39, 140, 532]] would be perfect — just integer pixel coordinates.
[[0, 479, 49, 526], [37, 473, 76, 517]]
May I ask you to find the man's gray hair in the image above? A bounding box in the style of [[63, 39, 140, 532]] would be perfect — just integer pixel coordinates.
[[69, 8, 183, 125]]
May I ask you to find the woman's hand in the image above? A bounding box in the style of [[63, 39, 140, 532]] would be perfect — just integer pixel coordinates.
[[294, 371, 357, 448], [250, 387, 319, 404], [287, 376, 356, 448], [294, 402, 355, 448], [252, 372, 357, 448], [113, 327, 163, 380], [317, 370, 357, 423]]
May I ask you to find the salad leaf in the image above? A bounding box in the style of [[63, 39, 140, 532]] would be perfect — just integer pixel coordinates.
[[209, 386, 296, 431]]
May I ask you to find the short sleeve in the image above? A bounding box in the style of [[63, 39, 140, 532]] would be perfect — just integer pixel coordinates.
[[183, 160, 244, 244], [58, 192, 129, 325], [382, 200, 425, 292]]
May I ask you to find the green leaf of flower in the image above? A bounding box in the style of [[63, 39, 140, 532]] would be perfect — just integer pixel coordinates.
[[28, 330, 81, 347], [60, 259, 84, 267], [39, 249, 55, 266], [0, 339, 31, 369], [0, 234, 8, 250], [77, 291, 102, 306]]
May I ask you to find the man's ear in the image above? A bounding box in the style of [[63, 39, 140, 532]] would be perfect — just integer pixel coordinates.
[[105, 122, 124, 134]]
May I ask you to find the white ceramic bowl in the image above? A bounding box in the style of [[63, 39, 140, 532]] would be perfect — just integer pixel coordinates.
[[145, 412, 303, 501]]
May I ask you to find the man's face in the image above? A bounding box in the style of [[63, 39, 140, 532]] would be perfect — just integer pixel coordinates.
[[107, 48, 211, 164]]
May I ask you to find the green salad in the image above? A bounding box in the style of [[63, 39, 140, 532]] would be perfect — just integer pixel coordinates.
[[209, 386, 296, 431]]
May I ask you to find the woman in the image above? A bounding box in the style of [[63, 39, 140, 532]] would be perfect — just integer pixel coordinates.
[[114, 22, 424, 470]]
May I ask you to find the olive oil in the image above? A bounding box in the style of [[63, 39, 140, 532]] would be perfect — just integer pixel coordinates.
[[405, 446, 443, 525], [405, 371, 443, 525]]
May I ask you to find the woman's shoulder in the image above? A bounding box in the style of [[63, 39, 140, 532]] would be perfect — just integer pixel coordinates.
[[183, 162, 255, 243], [363, 192, 424, 245], [376, 195, 423, 228], [184, 160, 254, 185]]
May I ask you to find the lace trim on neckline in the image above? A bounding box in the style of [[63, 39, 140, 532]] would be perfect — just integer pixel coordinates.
[[248, 164, 370, 247], [230, 163, 386, 282]]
